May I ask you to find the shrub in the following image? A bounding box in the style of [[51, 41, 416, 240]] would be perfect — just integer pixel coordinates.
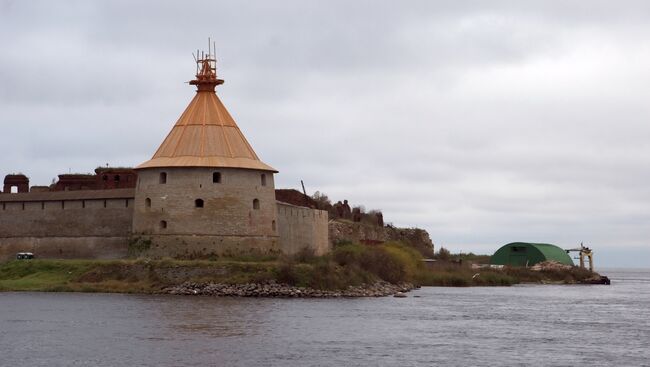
[[292, 247, 317, 263], [380, 243, 424, 281], [312, 191, 332, 209], [332, 243, 366, 266], [434, 247, 451, 261], [308, 262, 352, 290], [274, 262, 312, 287], [127, 237, 152, 258], [332, 242, 425, 284], [332, 239, 353, 248], [417, 272, 470, 287], [360, 247, 406, 283]]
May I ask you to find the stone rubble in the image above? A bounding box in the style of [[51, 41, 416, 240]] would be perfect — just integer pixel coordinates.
[[529, 260, 573, 271], [164, 280, 415, 298]]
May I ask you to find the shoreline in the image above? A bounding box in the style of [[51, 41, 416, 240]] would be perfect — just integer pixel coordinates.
[[165, 280, 416, 298], [0, 250, 608, 295]]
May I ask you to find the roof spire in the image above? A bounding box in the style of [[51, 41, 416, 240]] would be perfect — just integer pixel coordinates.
[[190, 38, 224, 92], [136, 44, 277, 172]]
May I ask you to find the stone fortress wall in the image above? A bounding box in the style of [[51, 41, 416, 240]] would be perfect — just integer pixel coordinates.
[[0, 175, 329, 260], [0, 172, 435, 260], [0, 189, 134, 260], [0, 171, 434, 260], [276, 202, 329, 256]]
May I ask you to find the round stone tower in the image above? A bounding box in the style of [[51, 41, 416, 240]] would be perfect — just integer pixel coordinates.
[[132, 50, 279, 258]]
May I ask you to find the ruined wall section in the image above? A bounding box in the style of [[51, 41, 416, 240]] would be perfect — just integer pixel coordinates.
[[329, 220, 435, 257], [277, 202, 329, 256], [0, 189, 134, 260], [2, 174, 29, 193]]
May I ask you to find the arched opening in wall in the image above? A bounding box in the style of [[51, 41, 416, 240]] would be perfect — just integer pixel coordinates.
[[103, 200, 107, 208], [61, 201, 65, 210], [213, 172, 221, 183], [195, 199, 204, 208], [22, 202, 25, 210], [103, 175, 108, 182], [261, 174, 266, 186], [145, 198, 151, 208], [10, 186, 17, 193], [114, 175, 120, 182], [41, 202, 45, 210], [272, 220, 276, 231], [253, 199, 260, 210], [82, 200, 86, 209], [159, 172, 167, 184], [125, 199, 129, 208], [160, 220, 167, 229]]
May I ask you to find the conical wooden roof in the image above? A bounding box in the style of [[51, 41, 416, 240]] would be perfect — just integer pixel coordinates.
[[137, 57, 276, 172]]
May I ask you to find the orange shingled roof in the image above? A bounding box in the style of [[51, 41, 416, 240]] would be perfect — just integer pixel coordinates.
[[137, 57, 277, 172]]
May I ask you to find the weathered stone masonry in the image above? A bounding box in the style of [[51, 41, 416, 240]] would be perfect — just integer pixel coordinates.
[[0, 189, 134, 260], [132, 167, 281, 258], [276, 202, 329, 256], [0, 187, 329, 260]]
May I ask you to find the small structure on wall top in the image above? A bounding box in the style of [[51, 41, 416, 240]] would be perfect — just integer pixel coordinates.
[[2, 174, 29, 194]]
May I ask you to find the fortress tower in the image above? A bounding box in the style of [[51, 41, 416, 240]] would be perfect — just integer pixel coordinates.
[[0, 46, 329, 261], [132, 49, 280, 257]]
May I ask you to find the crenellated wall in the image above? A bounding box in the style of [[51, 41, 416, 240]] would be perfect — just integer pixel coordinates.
[[0, 189, 134, 260], [276, 201, 329, 256]]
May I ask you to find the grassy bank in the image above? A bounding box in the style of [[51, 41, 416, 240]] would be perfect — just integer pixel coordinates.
[[0, 258, 281, 293], [0, 242, 598, 293]]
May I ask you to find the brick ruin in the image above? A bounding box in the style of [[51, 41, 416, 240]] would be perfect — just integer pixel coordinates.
[[2, 174, 29, 194], [0, 168, 137, 194], [275, 189, 319, 208], [275, 189, 432, 256]]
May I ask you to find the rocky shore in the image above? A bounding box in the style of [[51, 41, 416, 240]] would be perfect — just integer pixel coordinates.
[[164, 280, 415, 298]]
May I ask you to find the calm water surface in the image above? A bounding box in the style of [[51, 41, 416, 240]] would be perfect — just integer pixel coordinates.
[[1, 269, 649, 367]]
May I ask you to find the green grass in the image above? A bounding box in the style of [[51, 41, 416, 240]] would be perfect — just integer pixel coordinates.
[[0, 258, 286, 293], [414, 267, 518, 287], [0, 259, 95, 291]]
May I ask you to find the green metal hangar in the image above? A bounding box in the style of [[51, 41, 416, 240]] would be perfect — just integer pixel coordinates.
[[490, 242, 574, 267]]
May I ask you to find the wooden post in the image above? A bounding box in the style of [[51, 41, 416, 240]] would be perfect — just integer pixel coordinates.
[[300, 180, 309, 207]]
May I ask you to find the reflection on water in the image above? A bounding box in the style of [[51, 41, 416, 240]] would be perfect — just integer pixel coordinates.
[[148, 297, 273, 338], [1, 269, 649, 367]]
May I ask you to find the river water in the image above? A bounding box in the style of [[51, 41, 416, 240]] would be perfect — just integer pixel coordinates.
[[1, 269, 649, 367]]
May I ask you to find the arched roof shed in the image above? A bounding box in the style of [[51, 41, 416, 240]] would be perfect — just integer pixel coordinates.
[[490, 242, 574, 267]]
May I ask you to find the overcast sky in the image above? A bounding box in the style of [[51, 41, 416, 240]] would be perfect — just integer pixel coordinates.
[[2, 1, 649, 267]]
